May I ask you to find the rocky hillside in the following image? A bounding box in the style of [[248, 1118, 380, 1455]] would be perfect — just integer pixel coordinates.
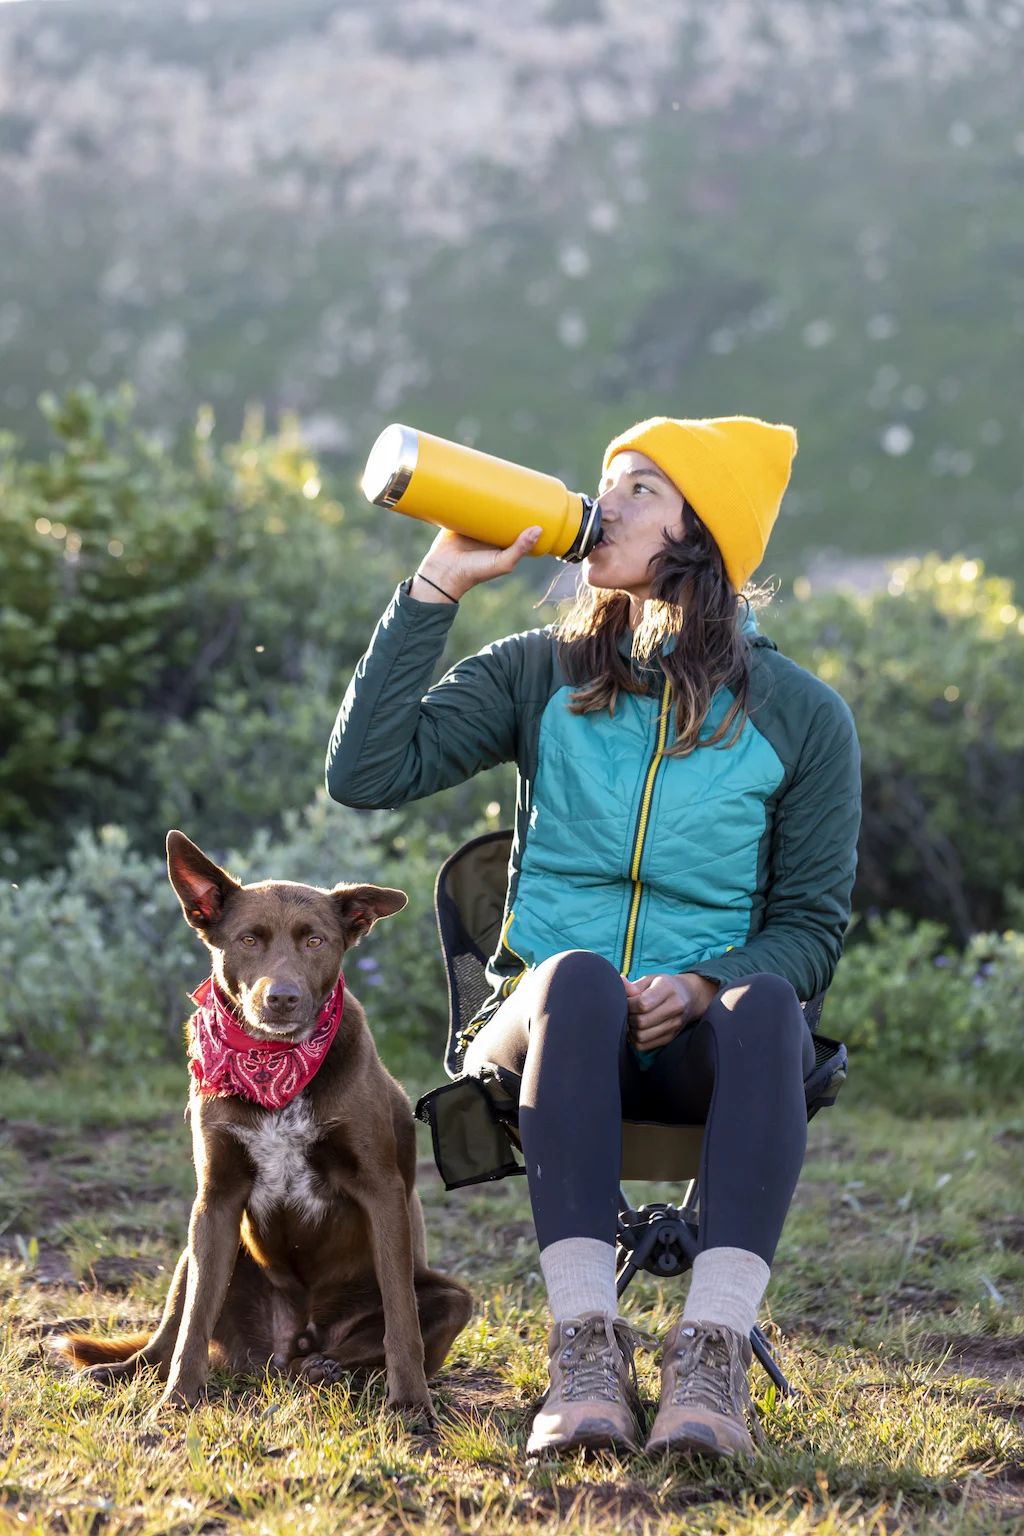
[[1, 0, 1022, 581]]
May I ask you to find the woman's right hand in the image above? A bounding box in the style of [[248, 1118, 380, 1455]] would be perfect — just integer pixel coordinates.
[[410, 525, 542, 604]]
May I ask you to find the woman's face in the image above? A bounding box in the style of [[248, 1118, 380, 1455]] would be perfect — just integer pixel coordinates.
[[584, 450, 686, 601]]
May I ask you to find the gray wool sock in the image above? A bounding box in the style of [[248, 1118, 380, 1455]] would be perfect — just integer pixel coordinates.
[[540, 1237, 619, 1322], [681, 1246, 770, 1339]]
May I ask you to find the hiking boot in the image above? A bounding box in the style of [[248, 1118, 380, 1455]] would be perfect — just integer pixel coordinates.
[[526, 1312, 643, 1456], [644, 1319, 759, 1461]]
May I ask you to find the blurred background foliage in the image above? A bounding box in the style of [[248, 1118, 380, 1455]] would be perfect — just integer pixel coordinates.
[[0, 0, 1023, 1089], [1, 389, 1023, 1091], [0, 386, 516, 867]]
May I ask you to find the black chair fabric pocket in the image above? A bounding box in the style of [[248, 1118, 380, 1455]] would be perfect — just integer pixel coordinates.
[[415, 1077, 525, 1191]]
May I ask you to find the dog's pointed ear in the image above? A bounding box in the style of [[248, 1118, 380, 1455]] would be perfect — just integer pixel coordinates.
[[166, 831, 241, 929], [331, 883, 407, 941]]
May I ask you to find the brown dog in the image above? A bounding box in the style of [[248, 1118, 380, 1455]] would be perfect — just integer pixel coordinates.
[[53, 831, 472, 1419]]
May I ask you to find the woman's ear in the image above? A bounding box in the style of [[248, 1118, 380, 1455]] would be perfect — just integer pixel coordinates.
[[166, 830, 242, 929], [331, 883, 408, 941]]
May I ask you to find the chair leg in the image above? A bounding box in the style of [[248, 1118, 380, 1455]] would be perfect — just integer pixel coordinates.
[[750, 1323, 790, 1397], [616, 1186, 640, 1297], [615, 1258, 639, 1299]]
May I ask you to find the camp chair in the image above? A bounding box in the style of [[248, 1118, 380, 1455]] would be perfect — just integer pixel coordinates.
[[416, 829, 848, 1396]]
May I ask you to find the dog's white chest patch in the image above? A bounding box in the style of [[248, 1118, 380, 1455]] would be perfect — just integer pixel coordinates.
[[230, 1097, 329, 1226]]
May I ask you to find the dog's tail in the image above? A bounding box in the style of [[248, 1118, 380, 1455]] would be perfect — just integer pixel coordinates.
[[49, 1331, 151, 1368]]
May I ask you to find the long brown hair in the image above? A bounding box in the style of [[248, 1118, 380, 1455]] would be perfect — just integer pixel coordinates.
[[555, 504, 755, 756]]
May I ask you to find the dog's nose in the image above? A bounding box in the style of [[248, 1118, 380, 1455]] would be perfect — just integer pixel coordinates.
[[265, 981, 301, 1014]]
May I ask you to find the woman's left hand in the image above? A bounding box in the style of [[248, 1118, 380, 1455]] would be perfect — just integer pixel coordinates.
[[624, 972, 720, 1051]]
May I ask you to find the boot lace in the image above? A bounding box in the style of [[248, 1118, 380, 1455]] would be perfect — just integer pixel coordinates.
[[559, 1316, 649, 1407], [667, 1322, 757, 1427]]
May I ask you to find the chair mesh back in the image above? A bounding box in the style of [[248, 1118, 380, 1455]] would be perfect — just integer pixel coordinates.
[[435, 829, 514, 1077], [803, 993, 825, 1035], [451, 951, 493, 1034]]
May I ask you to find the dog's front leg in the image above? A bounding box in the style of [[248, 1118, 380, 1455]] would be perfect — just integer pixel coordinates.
[[364, 1175, 433, 1418], [156, 1187, 247, 1412], [138, 1246, 190, 1373]]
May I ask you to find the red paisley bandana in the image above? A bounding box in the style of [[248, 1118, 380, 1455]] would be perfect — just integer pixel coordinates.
[[187, 974, 345, 1109]]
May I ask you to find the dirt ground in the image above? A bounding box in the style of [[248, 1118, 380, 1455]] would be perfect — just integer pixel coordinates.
[[3, 1070, 1024, 1534]]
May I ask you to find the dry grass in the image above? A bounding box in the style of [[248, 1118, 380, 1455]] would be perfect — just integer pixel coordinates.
[[3, 1066, 1024, 1535]]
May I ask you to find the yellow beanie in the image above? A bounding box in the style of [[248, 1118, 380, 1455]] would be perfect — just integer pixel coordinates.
[[602, 415, 798, 590]]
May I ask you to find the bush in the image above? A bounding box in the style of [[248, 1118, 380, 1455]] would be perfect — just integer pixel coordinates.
[[769, 556, 1024, 939], [0, 825, 192, 1070], [0, 386, 539, 873], [0, 386, 407, 870], [0, 797, 463, 1077], [825, 910, 1024, 1091]]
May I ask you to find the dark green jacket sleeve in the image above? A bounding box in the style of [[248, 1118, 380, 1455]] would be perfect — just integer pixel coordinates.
[[326, 582, 520, 809], [690, 698, 861, 1001]]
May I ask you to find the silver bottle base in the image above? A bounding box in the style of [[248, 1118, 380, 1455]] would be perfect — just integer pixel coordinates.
[[560, 497, 602, 563], [362, 423, 419, 507]]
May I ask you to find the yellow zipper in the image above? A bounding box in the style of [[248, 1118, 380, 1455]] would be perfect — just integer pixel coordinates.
[[499, 910, 527, 997], [620, 678, 673, 976]]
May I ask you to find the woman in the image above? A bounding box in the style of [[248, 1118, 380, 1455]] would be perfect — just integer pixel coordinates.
[[326, 415, 861, 1460]]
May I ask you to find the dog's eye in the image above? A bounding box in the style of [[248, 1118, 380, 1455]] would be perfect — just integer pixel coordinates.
[[306, 935, 324, 948], [240, 935, 257, 948]]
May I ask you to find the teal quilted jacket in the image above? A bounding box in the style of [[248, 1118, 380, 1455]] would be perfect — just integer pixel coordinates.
[[326, 582, 861, 1052]]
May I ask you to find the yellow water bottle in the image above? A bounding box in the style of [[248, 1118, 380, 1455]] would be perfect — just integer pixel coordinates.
[[360, 424, 602, 562]]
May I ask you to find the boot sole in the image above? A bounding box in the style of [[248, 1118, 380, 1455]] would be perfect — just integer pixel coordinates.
[[645, 1427, 753, 1462], [527, 1423, 638, 1458]]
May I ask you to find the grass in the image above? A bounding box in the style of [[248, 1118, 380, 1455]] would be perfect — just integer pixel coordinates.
[[2, 1067, 1024, 1534]]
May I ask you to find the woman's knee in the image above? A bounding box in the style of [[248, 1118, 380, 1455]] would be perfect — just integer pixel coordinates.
[[712, 972, 808, 1055], [719, 971, 800, 1013], [533, 949, 622, 994], [531, 950, 625, 1040]]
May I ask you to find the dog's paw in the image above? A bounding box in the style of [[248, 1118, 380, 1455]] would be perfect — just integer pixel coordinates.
[[387, 1387, 437, 1434], [150, 1381, 204, 1417], [291, 1353, 347, 1386], [81, 1359, 135, 1386]]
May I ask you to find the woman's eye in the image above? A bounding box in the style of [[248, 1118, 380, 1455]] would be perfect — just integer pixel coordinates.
[[307, 935, 324, 949], [240, 935, 257, 948]]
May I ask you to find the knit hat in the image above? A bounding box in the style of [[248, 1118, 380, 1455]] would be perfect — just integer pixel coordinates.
[[602, 415, 798, 590]]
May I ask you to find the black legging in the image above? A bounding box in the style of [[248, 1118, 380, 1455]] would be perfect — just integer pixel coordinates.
[[462, 951, 815, 1265]]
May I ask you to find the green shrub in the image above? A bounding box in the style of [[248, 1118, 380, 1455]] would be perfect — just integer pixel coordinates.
[[0, 797, 462, 1077], [769, 556, 1024, 938], [0, 386, 405, 869], [0, 386, 538, 873], [824, 913, 973, 1071], [825, 911, 1024, 1092], [0, 825, 193, 1069]]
